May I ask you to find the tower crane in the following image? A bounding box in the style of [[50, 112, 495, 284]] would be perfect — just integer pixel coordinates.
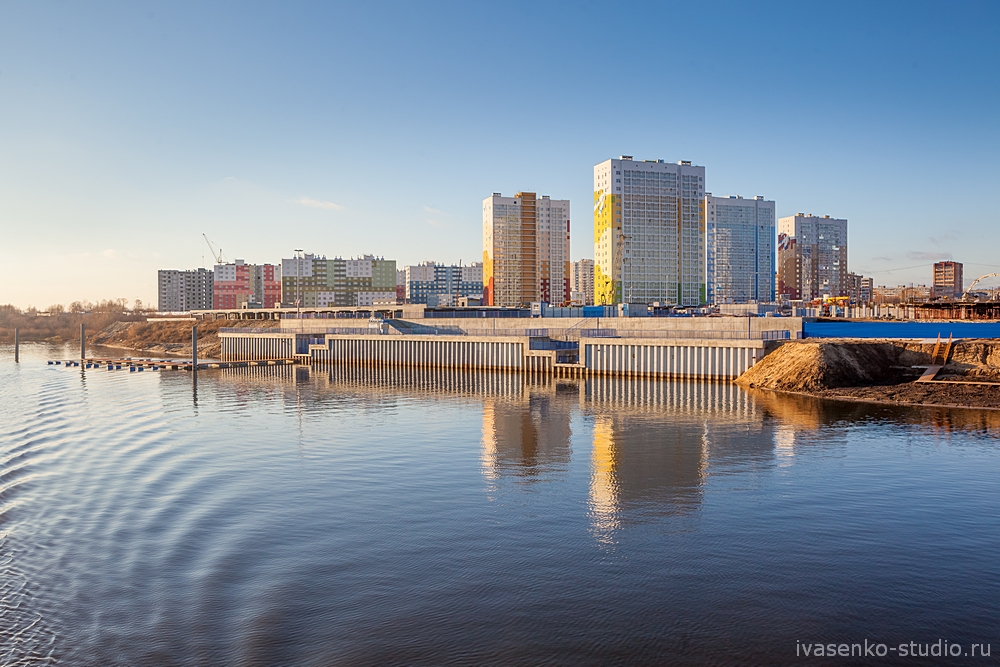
[[961, 273, 1000, 300], [202, 234, 225, 265]]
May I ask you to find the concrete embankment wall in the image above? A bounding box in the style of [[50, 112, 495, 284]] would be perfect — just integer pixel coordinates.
[[582, 337, 768, 379], [220, 332, 295, 361], [311, 335, 530, 372], [220, 330, 774, 379], [305, 334, 769, 379]]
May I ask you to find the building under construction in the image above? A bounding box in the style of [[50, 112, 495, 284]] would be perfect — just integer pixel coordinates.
[[915, 301, 1000, 320]]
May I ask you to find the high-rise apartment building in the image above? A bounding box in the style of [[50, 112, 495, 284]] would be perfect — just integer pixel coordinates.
[[776, 214, 848, 301], [213, 260, 282, 309], [705, 194, 775, 304], [405, 261, 484, 306], [281, 253, 397, 307], [571, 259, 595, 305], [483, 192, 570, 307], [933, 261, 964, 299], [157, 268, 214, 312], [594, 156, 706, 306]]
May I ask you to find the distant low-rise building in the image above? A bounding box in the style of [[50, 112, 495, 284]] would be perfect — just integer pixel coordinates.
[[873, 284, 933, 304], [405, 261, 483, 307], [157, 268, 214, 312]]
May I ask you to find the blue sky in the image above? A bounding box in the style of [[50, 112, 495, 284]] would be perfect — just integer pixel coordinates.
[[1, 1, 998, 308]]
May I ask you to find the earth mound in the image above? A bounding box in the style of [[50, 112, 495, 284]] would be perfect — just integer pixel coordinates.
[[735, 341, 902, 391]]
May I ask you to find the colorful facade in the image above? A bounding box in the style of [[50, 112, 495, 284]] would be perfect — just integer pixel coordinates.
[[213, 260, 282, 309], [281, 253, 396, 307], [594, 157, 706, 306], [483, 192, 570, 307]]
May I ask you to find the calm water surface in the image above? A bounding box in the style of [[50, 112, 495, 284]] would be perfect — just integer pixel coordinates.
[[2, 343, 1000, 666]]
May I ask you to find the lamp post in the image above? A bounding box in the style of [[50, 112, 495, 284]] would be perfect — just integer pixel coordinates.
[[294, 249, 304, 331]]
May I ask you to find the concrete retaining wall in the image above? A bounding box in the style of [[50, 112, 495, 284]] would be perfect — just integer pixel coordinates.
[[220, 333, 295, 361], [222, 329, 775, 380], [312, 335, 526, 371], [583, 337, 766, 380]]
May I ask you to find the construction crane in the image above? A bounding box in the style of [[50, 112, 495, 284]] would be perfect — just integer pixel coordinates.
[[961, 273, 1000, 300], [202, 234, 225, 265]]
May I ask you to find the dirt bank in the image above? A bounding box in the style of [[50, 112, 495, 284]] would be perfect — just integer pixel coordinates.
[[0, 310, 145, 343], [91, 319, 279, 359], [736, 339, 1000, 410]]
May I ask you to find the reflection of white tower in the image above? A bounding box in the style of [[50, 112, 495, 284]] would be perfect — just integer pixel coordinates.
[[588, 417, 620, 543], [480, 391, 572, 482], [774, 425, 796, 467]]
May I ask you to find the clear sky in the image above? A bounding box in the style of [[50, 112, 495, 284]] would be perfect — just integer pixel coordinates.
[[2, 1, 999, 308]]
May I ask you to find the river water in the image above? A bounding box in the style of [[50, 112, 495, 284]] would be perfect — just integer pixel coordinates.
[[3, 343, 1000, 666]]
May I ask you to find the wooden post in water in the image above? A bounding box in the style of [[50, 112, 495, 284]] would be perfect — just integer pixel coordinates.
[[80, 323, 86, 360], [191, 325, 198, 374], [14, 327, 19, 363]]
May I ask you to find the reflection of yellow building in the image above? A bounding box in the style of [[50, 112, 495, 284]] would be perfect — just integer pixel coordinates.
[[588, 412, 708, 541], [589, 417, 620, 539]]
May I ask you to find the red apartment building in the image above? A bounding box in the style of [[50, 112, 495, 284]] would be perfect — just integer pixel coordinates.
[[213, 260, 282, 309]]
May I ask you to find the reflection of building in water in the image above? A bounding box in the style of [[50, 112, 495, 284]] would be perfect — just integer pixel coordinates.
[[589, 412, 709, 541], [774, 425, 796, 466], [584, 377, 797, 542], [584, 376, 758, 424], [481, 382, 574, 480]]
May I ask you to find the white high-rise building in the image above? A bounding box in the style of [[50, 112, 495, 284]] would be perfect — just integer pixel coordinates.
[[483, 192, 570, 307], [705, 195, 776, 304], [594, 156, 706, 306]]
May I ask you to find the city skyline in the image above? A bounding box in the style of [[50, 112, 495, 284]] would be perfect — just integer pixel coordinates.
[[2, 2, 999, 308]]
